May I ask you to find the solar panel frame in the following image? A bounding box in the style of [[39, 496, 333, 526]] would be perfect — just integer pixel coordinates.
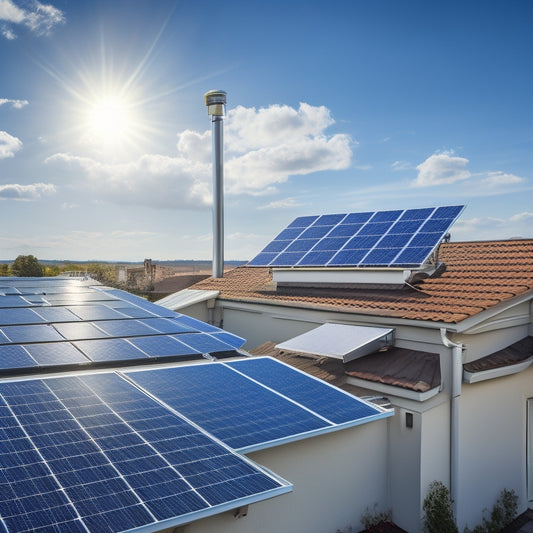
[[248, 205, 465, 269], [0, 372, 291, 533]]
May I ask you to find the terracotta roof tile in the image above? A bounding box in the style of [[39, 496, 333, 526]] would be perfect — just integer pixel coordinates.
[[463, 336, 533, 373], [191, 239, 533, 324], [344, 347, 441, 392]]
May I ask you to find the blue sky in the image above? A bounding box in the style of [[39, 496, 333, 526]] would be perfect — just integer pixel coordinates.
[[1, 0, 532, 262]]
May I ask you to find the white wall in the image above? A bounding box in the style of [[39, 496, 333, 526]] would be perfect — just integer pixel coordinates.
[[168, 420, 389, 533], [456, 366, 533, 530]]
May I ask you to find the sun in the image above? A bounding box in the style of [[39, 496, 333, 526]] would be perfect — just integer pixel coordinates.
[[88, 97, 131, 141], [83, 92, 142, 154]]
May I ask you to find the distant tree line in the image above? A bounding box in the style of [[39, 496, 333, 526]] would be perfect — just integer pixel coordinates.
[[0, 255, 117, 284]]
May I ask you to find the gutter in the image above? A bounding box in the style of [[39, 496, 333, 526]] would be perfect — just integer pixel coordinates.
[[440, 328, 464, 522]]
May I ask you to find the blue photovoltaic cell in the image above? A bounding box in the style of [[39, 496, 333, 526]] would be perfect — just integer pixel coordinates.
[[104, 289, 176, 318], [226, 357, 381, 425], [138, 318, 197, 335], [66, 305, 128, 321], [128, 336, 201, 358], [0, 325, 64, 344], [172, 315, 220, 333], [23, 343, 89, 366], [0, 308, 45, 326], [94, 319, 161, 338], [107, 305, 158, 319], [52, 322, 109, 341], [285, 238, 318, 252], [32, 306, 81, 323], [209, 331, 246, 349], [0, 296, 32, 308], [0, 345, 36, 370], [297, 250, 337, 266], [171, 333, 236, 354], [248, 205, 465, 268], [0, 373, 288, 533], [74, 338, 149, 362], [269, 251, 307, 267], [125, 363, 329, 450], [288, 215, 319, 228], [312, 213, 346, 226]]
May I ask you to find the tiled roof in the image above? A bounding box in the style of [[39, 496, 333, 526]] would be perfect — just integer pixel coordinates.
[[249, 342, 440, 394], [345, 347, 441, 392], [463, 336, 533, 374], [191, 239, 533, 324]]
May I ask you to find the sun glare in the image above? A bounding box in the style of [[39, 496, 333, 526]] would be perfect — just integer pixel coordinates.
[[84, 94, 140, 153]]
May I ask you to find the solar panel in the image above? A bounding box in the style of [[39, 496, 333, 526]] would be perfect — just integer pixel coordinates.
[[74, 338, 149, 362], [125, 363, 329, 450], [226, 357, 380, 424], [0, 324, 64, 344], [127, 335, 202, 358], [32, 306, 82, 323], [125, 358, 390, 452], [66, 305, 128, 321], [0, 372, 290, 533], [248, 205, 464, 268], [0, 345, 37, 370], [23, 342, 89, 366], [0, 308, 45, 326], [103, 289, 176, 318]]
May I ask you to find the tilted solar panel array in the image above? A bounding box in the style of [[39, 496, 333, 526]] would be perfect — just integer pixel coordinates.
[[0, 279, 245, 375], [125, 357, 388, 452], [0, 277, 392, 532], [248, 205, 464, 268], [0, 372, 290, 533]]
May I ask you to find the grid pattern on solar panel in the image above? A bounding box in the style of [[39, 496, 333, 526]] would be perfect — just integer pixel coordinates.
[[52, 322, 110, 341], [104, 289, 176, 318], [0, 325, 64, 344], [0, 345, 37, 370], [171, 333, 237, 354], [248, 205, 464, 268], [226, 357, 381, 424], [23, 343, 89, 366], [66, 305, 129, 321], [128, 335, 202, 358], [125, 363, 329, 450], [0, 308, 45, 326], [0, 373, 287, 533], [208, 331, 246, 349], [138, 318, 198, 335], [31, 306, 81, 323], [74, 338, 149, 362]]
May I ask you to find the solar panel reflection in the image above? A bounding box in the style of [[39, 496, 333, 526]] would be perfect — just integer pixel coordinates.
[[248, 205, 464, 268]]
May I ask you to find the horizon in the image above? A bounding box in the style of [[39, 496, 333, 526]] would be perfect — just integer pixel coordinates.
[[1, 0, 532, 262]]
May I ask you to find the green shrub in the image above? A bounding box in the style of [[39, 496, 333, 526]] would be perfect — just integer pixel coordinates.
[[423, 481, 458, 533], [360, 504, 392, 529], [464, 488, 518, 533]]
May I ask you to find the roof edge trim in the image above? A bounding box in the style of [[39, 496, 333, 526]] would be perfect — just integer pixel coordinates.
[[463, 356, 533, 384], [346, 376, 441, 402]]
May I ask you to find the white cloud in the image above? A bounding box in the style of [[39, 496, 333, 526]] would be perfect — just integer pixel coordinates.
[[0, 98, 28, 109], [452, 212, 533, 240], [0, 131, 22, 158], [413, 150, 471, 187], [2, 27, 15, 38], [391, 160, 411, 171], [0, 182, 55, 201], [46, 153, 212, 210], [480, 171, 525, 187], [258, 197, 306, 210], [48, 102, 354, 209], [0, 0, 64, 38]]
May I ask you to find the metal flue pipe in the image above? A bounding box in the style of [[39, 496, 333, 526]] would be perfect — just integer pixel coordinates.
[[205, 90, 227, 278]]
